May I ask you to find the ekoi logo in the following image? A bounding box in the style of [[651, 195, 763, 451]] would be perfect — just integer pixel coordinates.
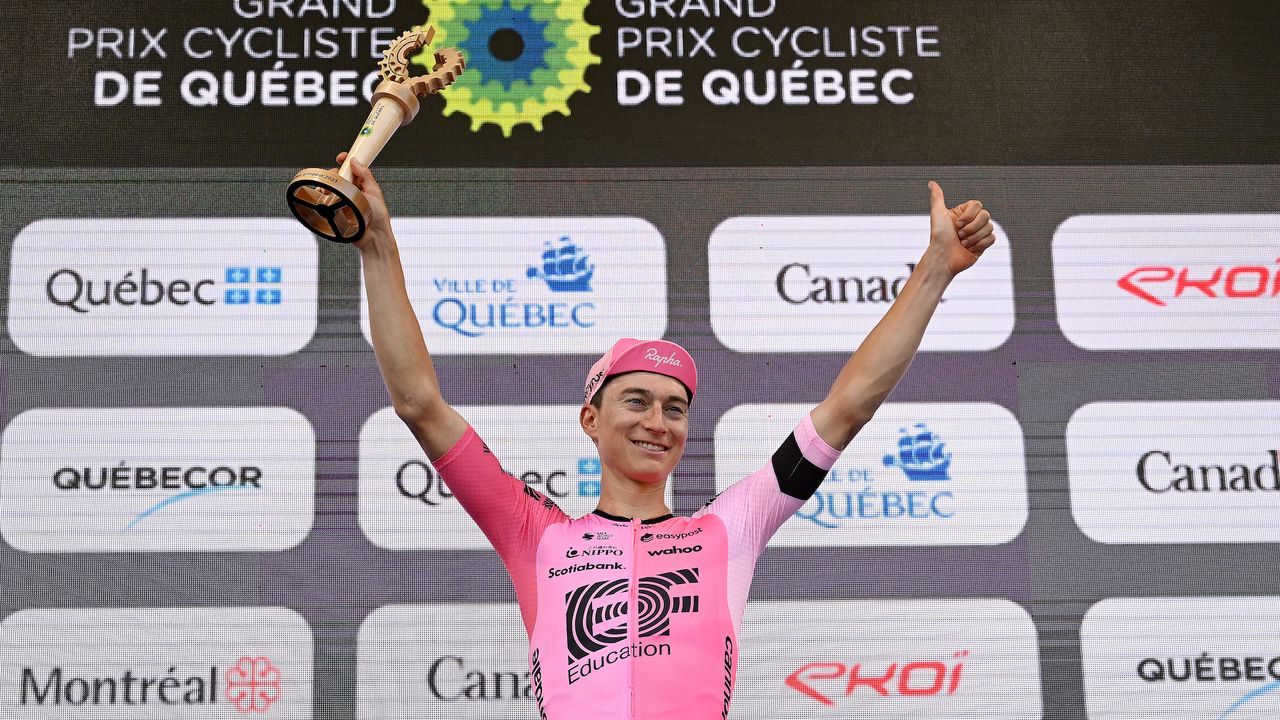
[[786, 651, 969, 706], [1118, 262, 1280, 307], [564, 569, 700, 683]]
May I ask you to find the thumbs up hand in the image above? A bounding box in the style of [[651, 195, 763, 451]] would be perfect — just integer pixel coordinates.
[[928, 181, 995, 276]]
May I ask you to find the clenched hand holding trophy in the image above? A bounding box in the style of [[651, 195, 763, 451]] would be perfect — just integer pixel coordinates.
[[286, 28, 465, 243]]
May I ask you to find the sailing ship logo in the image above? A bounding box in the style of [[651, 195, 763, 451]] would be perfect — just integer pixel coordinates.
[[527, 236, 594, 292], [883, 423, 953, 481]]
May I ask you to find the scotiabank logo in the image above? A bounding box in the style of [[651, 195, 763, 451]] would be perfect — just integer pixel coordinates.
[[1067, 401, 1280, 544], [0, 408, 315, 553], [709, 216, 1014, 352], [787, 651, 969, 705], [1054, 214, 1280, 349], [7, 219, 317, 356]]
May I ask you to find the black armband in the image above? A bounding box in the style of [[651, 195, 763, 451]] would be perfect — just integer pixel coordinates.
[[771, 433, 828, 501]]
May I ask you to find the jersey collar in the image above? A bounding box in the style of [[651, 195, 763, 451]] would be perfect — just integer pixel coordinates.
[[592, 509, 676, 525]]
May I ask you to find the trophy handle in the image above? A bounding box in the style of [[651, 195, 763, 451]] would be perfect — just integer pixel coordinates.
[[286, 29, 465, 244]]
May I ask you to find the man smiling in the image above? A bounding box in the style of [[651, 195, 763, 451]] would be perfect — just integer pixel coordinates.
[[347, 150, 996, 718]]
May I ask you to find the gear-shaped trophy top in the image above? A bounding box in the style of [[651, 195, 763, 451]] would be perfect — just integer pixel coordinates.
[[286, 25, 466, 244], [379, 28, 467, 97]]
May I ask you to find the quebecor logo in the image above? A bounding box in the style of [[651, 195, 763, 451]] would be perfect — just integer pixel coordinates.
[[357, 603, 533, 720], [715, 403, 1028, 547], [359, 218, 666, 354], [358, 406, 673, 550], [7, 218, 318, 356], [736, 599, 1042, 718], [1053, 214, 1280, 350], [708, 216, 1014, 352], [0, 408, 315, 553], [0, 607, 312, 718], [1081, 597, 1280, 719], [1067, 401, 1280, 544]]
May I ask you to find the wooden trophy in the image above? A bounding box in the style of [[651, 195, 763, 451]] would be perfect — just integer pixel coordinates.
[[286, 28, 464, 243]]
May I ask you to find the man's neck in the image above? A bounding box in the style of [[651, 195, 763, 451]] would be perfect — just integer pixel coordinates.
[[594, 472, 671, 520]]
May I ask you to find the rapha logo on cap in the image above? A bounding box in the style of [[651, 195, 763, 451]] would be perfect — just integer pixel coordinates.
[[584, 369, 606, 400], [644, 347, 682, 368]]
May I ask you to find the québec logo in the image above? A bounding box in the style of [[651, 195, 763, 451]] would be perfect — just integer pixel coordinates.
[[430, 237, 597, 338], [884, 423, 953, 481], [797, 422, 956, 528], [44, 265, 284, 313], [528, 237, 594, 292]]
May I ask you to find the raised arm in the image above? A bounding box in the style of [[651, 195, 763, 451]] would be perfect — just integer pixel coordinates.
[[342, 153, 468, 460], [809, 181, 997, 450]]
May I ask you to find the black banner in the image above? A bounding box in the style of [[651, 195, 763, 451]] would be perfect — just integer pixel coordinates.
[[5, 0, 1279, 167]]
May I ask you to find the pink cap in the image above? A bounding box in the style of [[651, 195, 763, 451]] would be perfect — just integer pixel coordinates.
[[583, 338, 698, 405]]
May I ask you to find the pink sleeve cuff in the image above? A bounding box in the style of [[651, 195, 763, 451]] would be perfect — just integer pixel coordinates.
[[797, 413, 842, 470]]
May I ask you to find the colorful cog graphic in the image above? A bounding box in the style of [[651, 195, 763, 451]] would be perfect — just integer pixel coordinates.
[[417, 0, 601, 136]]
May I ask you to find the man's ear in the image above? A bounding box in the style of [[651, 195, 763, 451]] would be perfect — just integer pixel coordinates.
[[580, 403, 600, 443]]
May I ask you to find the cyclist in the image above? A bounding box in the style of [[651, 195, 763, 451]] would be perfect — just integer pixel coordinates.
[[346, 153, 996, 718]]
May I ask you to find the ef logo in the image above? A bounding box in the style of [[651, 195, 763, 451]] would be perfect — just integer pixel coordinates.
[[225, 656, 282, 713]]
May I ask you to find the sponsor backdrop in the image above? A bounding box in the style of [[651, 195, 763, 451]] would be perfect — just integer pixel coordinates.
[[1, 1, 1278, 719]]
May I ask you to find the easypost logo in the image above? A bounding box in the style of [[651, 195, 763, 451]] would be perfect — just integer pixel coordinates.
[[358, 603, 535, 719], [0, 607, 312, 718], [419, 0, 601, 137], [708, 216, 1014, 352], [1067, 401, 1280, 545], [360, 218, 666, 354], [1053, 214, 1280, 350], [7, 219, 317, 356], [737, 600, 1041, 718], [715, 404, 1027, 547], [1082, 597, 1280, 719], [359, 406, 673, 549], [0, 408, 315, 553]]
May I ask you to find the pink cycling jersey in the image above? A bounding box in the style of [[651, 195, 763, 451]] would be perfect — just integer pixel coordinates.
[[432, 413, 841, 719]]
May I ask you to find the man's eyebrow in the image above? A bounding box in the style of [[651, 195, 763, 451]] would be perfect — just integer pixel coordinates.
[[619, 387, 688, 405]]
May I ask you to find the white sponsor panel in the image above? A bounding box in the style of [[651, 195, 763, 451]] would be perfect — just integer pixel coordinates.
[[359, 406, 673, 549], [357, 603, 531, 719], [360, 218, 666, 354], [1081, 597, 1280, 719], [715, 403, 1027, 546], [736, 599, 1042, 719], [0, 607, 312, 719], [707, 216, 1014, 352], [1068, 401, 1280, 545], [1054, 214, 1280, 350], [7, 218, 317, 356], [0, 408, 315, 552]]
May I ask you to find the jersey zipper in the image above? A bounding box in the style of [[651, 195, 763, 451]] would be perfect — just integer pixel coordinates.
[[629, 517, 639, 720]]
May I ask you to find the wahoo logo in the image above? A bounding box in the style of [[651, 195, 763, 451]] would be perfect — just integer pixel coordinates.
[[564, 568, 700, 661], [647, 544, 702, 556]]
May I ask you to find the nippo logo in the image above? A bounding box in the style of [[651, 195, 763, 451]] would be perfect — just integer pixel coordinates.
[[225, 656, 282, 713]]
